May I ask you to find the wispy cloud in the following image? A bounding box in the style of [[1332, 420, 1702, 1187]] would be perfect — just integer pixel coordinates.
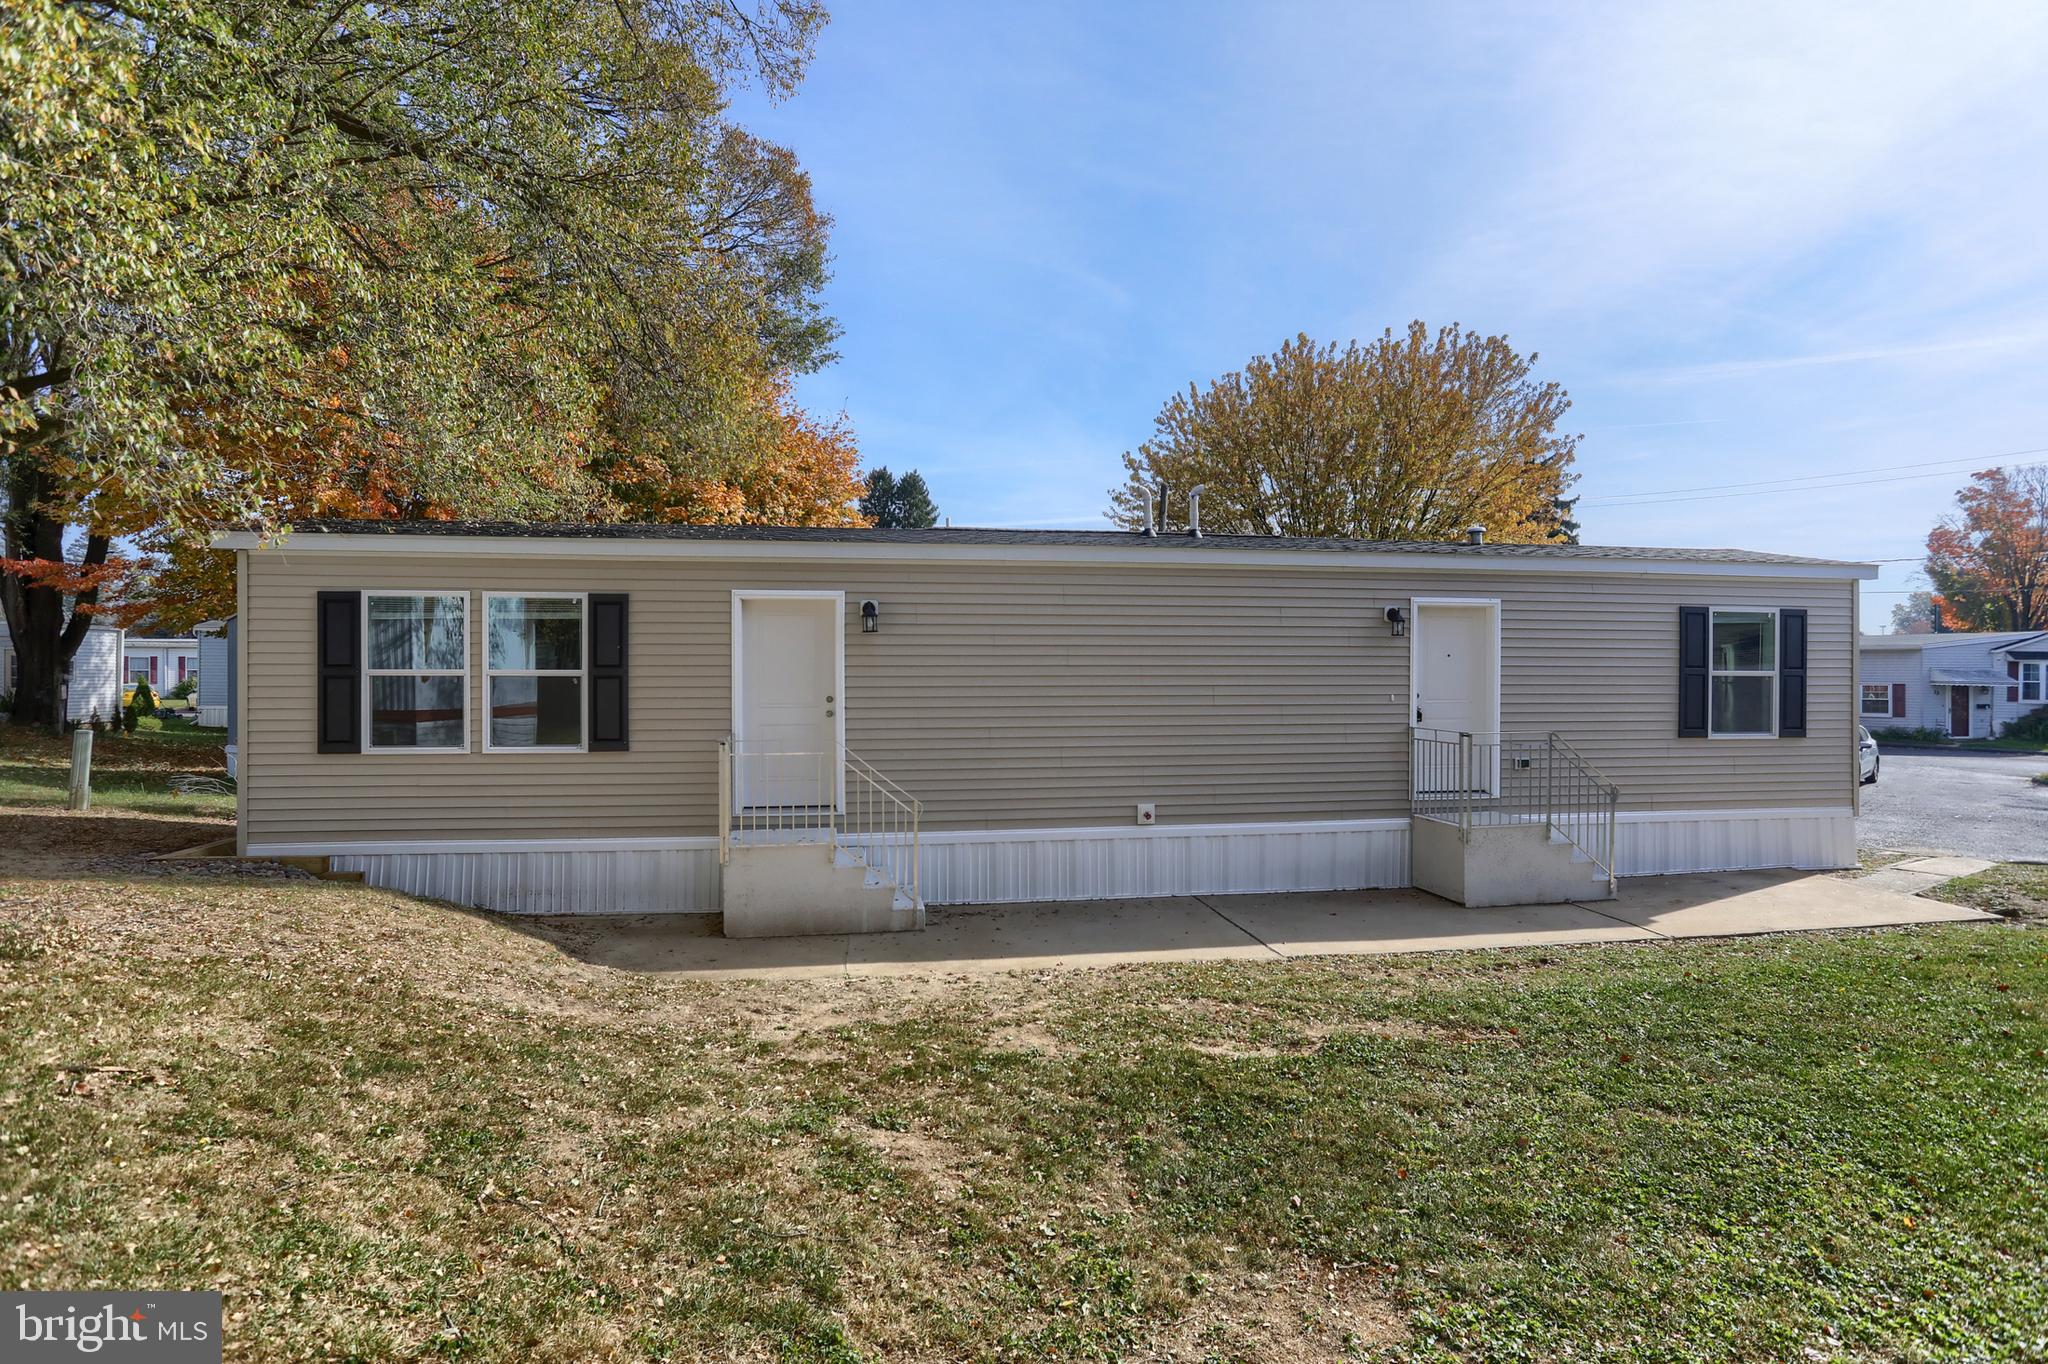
[[1617, 330, 2048, 383]]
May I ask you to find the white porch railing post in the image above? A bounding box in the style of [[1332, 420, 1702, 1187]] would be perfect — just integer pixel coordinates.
[[1457, 730, 1473, 841], [717, 736, 731, 865]]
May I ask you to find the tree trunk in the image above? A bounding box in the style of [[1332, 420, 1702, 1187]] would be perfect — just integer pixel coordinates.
[[2, 460, 104, 732]]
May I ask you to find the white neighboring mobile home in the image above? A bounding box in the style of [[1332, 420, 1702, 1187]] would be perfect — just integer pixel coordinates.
[[121, 631, 201, 693], [0, 619, 125, 723], [1857, 631, 2048, 739], [214, 521, 1878, 934]]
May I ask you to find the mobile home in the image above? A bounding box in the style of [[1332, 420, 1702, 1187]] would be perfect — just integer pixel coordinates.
[[216, 522, 1875, 933], [0, 620, 124, 724], [1857, 631, 2048, 739]]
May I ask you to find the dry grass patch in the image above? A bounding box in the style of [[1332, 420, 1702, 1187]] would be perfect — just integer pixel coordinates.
[[4, 808, 2042, 1362]]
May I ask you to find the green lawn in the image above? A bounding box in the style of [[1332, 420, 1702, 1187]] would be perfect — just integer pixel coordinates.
[[0, 715, 233, 817], [2, 812, 2043, 1362]]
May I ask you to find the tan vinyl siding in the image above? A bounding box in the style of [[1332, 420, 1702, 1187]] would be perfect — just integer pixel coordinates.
[[240, 550, 1855, 843]]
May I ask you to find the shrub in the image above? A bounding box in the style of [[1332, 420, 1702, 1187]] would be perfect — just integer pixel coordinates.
[[167, 674, 198, 700], [134, 715, 163, 733], [128, 678, 157, 719], [120, 706, 138, 735], [1999, 705, 2048, 744], [1868, 725, 1947, 744]]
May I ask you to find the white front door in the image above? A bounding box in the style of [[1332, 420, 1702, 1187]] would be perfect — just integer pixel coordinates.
[[1413, 602, 1496, 735], [736, 595, 841, 808], [1412, 600, 1501, 794]]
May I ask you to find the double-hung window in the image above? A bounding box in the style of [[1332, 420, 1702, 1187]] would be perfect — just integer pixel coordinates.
[[485, 594, 586, 751], [2023, 662, 2044, 703], [365, 593, 468, 751], [1860, 683, 1892, 717], [1709, 609, 1777, 736]]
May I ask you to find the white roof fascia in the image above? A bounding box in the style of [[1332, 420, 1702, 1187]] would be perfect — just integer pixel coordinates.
[[208, 530, 1879, 581]]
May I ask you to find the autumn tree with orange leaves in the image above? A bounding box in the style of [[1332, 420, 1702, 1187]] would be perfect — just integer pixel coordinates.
[[1924, 465, 2048, 633]]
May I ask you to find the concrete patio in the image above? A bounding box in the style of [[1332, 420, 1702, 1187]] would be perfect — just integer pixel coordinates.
[[506, 868, 2000, 979]]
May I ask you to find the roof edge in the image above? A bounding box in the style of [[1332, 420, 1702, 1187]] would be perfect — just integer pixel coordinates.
[[209, 522, 1879, 580]]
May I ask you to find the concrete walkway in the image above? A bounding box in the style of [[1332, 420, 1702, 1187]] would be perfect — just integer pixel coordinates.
[[509, 868, 2000, 980]]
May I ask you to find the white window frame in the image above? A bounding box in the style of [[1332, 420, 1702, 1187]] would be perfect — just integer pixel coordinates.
[[362, 589, 470, 755], [2022, 662, 2043, 703], [1708, 606, 1778, 738], [1860, 683, 1893, 717], [482, 591, 589, 755]]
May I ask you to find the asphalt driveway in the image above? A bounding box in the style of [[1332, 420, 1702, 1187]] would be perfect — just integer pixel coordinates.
[[1859, 749, 2048, 860]]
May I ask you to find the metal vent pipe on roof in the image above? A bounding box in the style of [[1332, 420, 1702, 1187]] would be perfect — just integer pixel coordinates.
[[1466, 525, 1486, 545], [1188, 485, 1206, 537]]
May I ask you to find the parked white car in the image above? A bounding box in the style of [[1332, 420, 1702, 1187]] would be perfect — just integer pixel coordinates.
[[1859, 726, 1880, 784]]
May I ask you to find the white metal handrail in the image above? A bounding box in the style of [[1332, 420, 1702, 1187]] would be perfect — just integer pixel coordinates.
[[1410, 727, 1619, 889], [716, 736, 922, 906], [842, 747, 921, 907]]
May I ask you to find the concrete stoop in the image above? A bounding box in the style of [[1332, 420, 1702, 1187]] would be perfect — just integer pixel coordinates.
[[1411, 815, 1615, 907], [720, 841, 923, 938]]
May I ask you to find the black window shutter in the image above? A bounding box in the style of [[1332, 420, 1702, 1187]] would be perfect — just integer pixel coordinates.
[[589, 593, 629, 751], [316, 590, 362, 753], [1677, 606, 1709, 737], [1778, 608, 1808, 738]]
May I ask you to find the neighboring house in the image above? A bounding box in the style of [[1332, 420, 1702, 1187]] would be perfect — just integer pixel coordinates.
[[213, 521, 1877, 932], [0, 620, 125, 723], [1858, 631, 2048, 739], [196, 619, 234, 727], [122, 630, 202, 693]]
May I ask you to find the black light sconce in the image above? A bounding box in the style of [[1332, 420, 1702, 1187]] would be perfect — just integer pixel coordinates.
[[860, 599, 880, 633], [1384, 606, 1407, 638]]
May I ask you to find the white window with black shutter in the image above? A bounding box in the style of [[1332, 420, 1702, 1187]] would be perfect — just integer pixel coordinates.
[[484, 593, 587, 752], [1677, 605, 1806, 738], [364, 592, 469, 752]]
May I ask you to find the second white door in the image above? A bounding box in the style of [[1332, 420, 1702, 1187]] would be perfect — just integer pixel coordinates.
[[737, 595, 840, 808]]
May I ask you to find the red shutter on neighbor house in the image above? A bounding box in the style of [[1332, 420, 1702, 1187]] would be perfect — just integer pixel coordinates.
[[2008, 659, 2020, 703], [1891, 682, 1906, 717]]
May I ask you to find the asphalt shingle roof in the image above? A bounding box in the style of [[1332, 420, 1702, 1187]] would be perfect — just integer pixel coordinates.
[[286, 520, 1867, 569]]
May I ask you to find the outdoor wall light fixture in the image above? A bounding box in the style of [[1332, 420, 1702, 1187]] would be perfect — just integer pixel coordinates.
[[1384, 606, 1407, 638], [860, 599, 880, 633]]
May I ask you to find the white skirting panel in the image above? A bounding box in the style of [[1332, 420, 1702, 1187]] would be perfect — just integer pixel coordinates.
[[328, 845, 721, 915], [1614, 808, 1856, 877], [919, 819, 1411, 906], [266, 807, 1855, 917]]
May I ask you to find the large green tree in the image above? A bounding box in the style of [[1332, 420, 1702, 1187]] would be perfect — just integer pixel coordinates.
[[1109, 325, 1580, 542], [2, 0, 834, 726]]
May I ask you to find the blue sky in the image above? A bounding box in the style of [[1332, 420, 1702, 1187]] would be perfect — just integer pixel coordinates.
[[730, 2, 2048, 630]]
